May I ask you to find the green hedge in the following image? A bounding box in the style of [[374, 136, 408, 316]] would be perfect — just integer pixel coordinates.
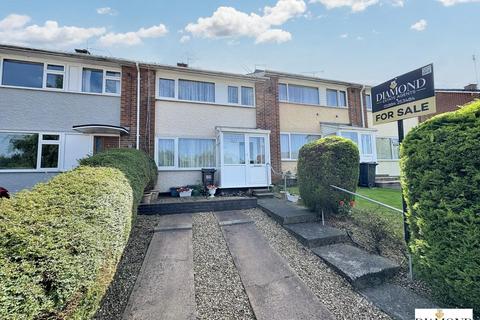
[[298, 136, 359, 213], [79, 148, 158, 206], [0, 166, 133, 319], [401, 100, 480, 309]]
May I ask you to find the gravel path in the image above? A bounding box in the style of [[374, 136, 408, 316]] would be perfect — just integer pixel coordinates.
[[94, 215, 160, 320], [192, 212, 255, 320], [245, 208, 392, 320]]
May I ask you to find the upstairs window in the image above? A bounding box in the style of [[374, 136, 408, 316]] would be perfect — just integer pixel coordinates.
[[365, 94, 372, 111], [288, 84, 319, 105], [2, 59, 43, 88], [327, 89, 347, 107], [228, 86, 239, 104], [82, 68, 103, 93], [159, 78, 175, 98], [178, 79, 215, 102], [278, 83, 288, 101], [46, 64, 64, 89], [105, 71, 121, 94], [241, 86, 254, 106]]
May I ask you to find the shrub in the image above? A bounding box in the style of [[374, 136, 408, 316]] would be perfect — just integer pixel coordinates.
[[298, 136, 360, 214], [401, 100, 480, 309], [79, 148, 157, 206], [0, 166, 133, 319]]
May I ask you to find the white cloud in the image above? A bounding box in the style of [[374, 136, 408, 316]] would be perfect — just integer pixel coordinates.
[[438, 0, 480, 6], [391, 0, 404, 6], [0, 14, 105, 47], [410, 19, 427, 31], [309, 0, 379, 12], [184, 0, 306, 44], [356, 35, 364, 40], [340, 33, 348, 38], [180, 35, 190, 43], [99, 24, 168, 46], [96, 7, 117, 16]]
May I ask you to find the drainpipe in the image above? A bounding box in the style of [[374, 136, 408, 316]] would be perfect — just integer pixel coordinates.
[[136, 62, 140, 150], [360, 85, 366, 128]]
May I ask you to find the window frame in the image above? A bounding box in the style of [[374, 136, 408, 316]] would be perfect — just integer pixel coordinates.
[[240, 86, 254, 106], [177, 79, 216, 103], [327, 88, 348, 108], [44, 63, 66, 90], [365, 93, 372, 111], [228, 85, 239, 104], [0, 130, 63, 173], [376, 137, 399, 160], [280, 132, 322, 161], [158, 78, 176, 99], [155, 136, 217, 171], [104, 70, 121, 95], [1, 58, 45, 89], [338, 130, 376, 160]]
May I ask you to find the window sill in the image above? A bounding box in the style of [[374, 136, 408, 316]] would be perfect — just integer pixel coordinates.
[[156, 97, 255, 108], [0, 84, 121, 97], [157, 167, 217, 172], [0, 169, 62, 173], [281, 159, 298, 162], [377, 159, 400, 162], [279, 101, 348, 109]]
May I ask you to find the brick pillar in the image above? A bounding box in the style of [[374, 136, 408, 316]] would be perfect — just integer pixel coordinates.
[[255, 77, 282, 178], [119, 66, 156, 157], [347, 86, 368, 128]]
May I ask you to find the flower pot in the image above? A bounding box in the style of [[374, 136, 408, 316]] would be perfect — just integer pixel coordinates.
[[208, 188, 217, 198], [286, 192, 300, 203], [142, 192, 153, 204], [179, 190, 192, 197]]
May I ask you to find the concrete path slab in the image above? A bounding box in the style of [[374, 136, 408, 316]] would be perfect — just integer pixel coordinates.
[[284, 222, 349, 248], [360, 283, 438, 320], [257, 198, 317, 225], [218, 218, 334, 320], [123, 214, 196, 320], [154, 213, 193, 231], [312, 244, 399, 289], [214, 210, 253, 226]]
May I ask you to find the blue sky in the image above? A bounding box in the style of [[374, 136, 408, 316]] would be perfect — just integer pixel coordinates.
[[1, 0, 479, 88]]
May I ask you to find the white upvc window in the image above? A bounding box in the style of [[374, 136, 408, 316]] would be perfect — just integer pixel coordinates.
[[82, 68, 121, 95], [228, 86, 239, 104], [241, 86, 254, 106], [156, 137, 216, 170], [327, 89, 347, 107], [0, 131, 62, 172], [339, 131, 375, 160], [376, 137, 399, 160], [45, 64, 65, 90], [105, 71, 121, 94], [178, 79, 215, 103], [159, 78, 175, 98], [365, 93, 372, 111], [278, 83, 320, 105], [280, 132, 321, 160]]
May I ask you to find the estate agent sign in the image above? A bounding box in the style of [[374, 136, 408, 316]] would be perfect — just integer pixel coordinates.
[[372, 64, 436, 125]]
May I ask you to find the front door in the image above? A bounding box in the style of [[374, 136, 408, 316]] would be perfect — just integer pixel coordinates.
[[247, 134, 269, 186]]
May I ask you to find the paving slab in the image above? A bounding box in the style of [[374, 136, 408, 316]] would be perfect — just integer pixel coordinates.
[[214, 210, 253, 226], [360, 283, 438, 320], [312, 244, 399, 289], [218, 219, 334, 320], [123, 221, 195, 319], [284, 222, 349, 247], [257, 198, 317, 225], [154, 213, 193, 231]]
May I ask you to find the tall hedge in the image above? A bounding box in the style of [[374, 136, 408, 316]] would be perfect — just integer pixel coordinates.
[[401, 100, 480, 310], [0, 167, 133, 319], [298, 136, 359, 213], [79, 148, 158, 206]]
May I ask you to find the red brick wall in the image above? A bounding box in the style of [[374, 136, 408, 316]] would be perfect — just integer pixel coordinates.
[[419, 91, 480, 122], [347, 87, 368, 128], [255, 78, 281, 177], [119, 66, 156, 157]]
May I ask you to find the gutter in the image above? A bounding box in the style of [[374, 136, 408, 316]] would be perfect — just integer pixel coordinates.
[[136, 62, 140, 150], [360, 85, 366, 128]]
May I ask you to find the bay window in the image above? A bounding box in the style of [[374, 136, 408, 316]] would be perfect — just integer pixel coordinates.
[[156, 137, 216, 169], [0, 132, 61, 170], [178, 79, 215, 102], [2, 59, 43, 88], [159, 78, 175, 98], [376, 137, 399, 160], [281, 133, 321, 160], [241, 86, 254, 106]]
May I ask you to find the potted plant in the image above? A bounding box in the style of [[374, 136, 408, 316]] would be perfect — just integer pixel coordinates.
[[177, 186, 193, 197], [206, 184, 217, 198], [286, 191, 300, 203]]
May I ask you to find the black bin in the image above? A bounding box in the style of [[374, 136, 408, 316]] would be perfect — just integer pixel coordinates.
[[358, 162, 377, 188], [201, 168, 216, 188]]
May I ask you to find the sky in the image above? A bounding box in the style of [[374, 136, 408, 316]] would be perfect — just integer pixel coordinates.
[[1, 0, 479, 88]]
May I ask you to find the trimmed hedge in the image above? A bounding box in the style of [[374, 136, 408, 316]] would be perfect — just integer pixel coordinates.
[[0, 167, 133, 319], [401, 100, 480, 309], [79, 148, 158, 206], [298, 136, 359, 213]]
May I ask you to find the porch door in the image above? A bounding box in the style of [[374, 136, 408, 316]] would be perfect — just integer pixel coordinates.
[[247, 134, 269, 186]]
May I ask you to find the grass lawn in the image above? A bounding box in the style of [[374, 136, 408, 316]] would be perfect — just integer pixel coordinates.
[[287, 186, 405, 239]]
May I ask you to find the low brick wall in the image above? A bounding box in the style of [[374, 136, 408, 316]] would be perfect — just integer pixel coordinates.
[[138, 197, 258, 215]]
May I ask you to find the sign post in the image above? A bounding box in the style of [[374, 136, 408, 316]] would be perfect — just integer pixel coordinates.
[[372, 64, 436, 280]]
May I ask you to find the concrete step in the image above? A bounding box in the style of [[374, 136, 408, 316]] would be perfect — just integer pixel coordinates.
[[284, 222, 349, 248], [375, 176, 399, 181], [311, 244, 400, 289], [252, 189, 274, 198], [375, 181, 401, 189], [360, 283, 438, 320], [257, 198, 317, 225]]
